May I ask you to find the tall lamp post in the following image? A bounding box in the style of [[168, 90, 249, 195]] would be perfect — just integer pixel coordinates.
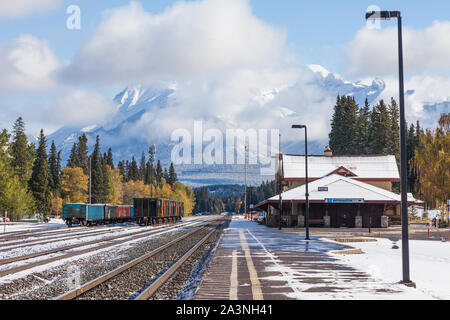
[[365, 10, 413, 286], [292, 125, 310, 240], [278, 134, 283, 230]]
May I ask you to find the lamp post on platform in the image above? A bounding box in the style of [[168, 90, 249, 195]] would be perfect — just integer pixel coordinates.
[[292, 125, 310, 240], [365, 10, 414, 286]]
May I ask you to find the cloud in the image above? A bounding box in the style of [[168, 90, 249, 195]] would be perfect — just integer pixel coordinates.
[[379, 75, 450, 129], [61, 0, 286, 84], [48, 89, 117, 127], [345, 20, 450, 77], [0, 34, 61, 92], [0, 0, 61, 19]]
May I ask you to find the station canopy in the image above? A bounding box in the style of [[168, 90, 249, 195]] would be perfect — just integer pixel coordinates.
[[257, 174, 420, 206]]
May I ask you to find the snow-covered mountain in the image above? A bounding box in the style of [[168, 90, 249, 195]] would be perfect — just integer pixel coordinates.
[[47, 65, 390, 187]]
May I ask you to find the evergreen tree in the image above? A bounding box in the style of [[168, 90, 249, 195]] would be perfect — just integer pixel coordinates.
[[387, 98, 400, 162], [329, 95, 346, 155], [0, 129, 11, 208], [343, 96, 360, 154], [406, 123, 417, 193], [355, 99, 371, 154], [329, 96, 359, 155], [10, 117, 35, 184], [67, 143, 78, 168], [29, 130, 52, 216], [101, 156, 112, 203], [117, 161, 125, 180], [124, 160, 130, 182], [66, 134, 89, 173], [106, 148, 114, 169], [77, 134, 89, 173], [91, 136, 107, 203], [168, 162, 177, 185], [368, 100, 390, 154], [163, 168, 169, 182], [156, 160, 163, 183], [127, 157, 139, 182], [48, 141, 61, 194]]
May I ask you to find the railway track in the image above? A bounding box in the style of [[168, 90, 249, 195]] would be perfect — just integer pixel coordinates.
[[0, 218, 213, 278], [55, 217, 228, 300], [0, 223, 169, 253], [0, 226, 90, 241]]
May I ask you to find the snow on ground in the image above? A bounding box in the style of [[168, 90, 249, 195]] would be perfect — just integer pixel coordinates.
[[0, 227, 146, 260], [328, 237, 450, 300], [0, 223, 186, 285], [415, 208, 442, 219], [1, 218, 67, 233]]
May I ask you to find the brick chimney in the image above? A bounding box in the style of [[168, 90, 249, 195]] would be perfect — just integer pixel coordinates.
[[324, 146, 333, 157]]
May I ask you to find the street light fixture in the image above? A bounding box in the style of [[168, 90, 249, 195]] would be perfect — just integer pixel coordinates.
[[292, 125, 310, 240], [365, 10, 414, 287]]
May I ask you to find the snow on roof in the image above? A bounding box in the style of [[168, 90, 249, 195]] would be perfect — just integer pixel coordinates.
[[282, 154, 400, 180], [268, 174, 417, 203]]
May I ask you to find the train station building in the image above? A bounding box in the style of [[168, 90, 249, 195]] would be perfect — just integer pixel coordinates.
[[255, 150, 421, 228]]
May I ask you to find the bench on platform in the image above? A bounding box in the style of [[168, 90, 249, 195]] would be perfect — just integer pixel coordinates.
[[308, 219, 324, 226]]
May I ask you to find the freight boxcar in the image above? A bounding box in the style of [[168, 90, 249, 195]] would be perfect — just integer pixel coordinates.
[[133, 198, 183, 225], [62, 203, 105, 226], [104, 205, 134, 223]]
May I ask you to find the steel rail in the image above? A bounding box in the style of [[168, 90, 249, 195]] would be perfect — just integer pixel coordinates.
[[0, 222, 184, 252], [0, 220, 207, 277], [55, 225, 211, 300], [134, 228, 217, 300]]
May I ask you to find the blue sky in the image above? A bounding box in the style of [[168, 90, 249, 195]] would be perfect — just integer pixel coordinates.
[[0, 0, 448, 138], [2, 0, 449, 75]]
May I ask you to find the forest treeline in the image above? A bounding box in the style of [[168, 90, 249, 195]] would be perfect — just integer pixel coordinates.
[[329, 96, 449, 208], [193, 181, 276, 214], [0, 118, 195, 220]]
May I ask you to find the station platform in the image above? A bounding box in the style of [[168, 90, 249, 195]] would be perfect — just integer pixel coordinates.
[[194, 217, 417, 300]]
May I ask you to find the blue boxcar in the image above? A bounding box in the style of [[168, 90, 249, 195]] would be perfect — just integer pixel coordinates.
[[62, 203, 106, 226], [86, 204, 105, 222], [62, 203, 85, 225]]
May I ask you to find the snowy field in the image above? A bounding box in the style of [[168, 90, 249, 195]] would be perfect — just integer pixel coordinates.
[[329, 237, 450, 299], [1, 218, 67, 232]]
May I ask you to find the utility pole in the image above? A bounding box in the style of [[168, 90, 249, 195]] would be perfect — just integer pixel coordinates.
[[244, 145, 248, 219], [278, 133, 282, 230], [89, 156, 92, 204]]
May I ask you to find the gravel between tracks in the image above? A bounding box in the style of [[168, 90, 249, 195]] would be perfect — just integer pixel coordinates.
[[77, 225, 218, 300], [150, 224, 226, 300], [2, 226, 195, 300]]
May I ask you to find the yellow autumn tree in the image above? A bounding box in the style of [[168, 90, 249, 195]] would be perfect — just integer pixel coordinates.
[[106, 167, 123, 205], [155, 178, 172, 199], [51, 196, 63, 216], [60, 167, 89, 203], [170, 182, 195, 216], [413, 113, 449, 208], [122, 180, 150, 205]]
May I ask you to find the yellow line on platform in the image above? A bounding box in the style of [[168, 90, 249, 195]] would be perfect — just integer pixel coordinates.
[[229, 250, 238, 300], [239, 229, 263, 300]]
